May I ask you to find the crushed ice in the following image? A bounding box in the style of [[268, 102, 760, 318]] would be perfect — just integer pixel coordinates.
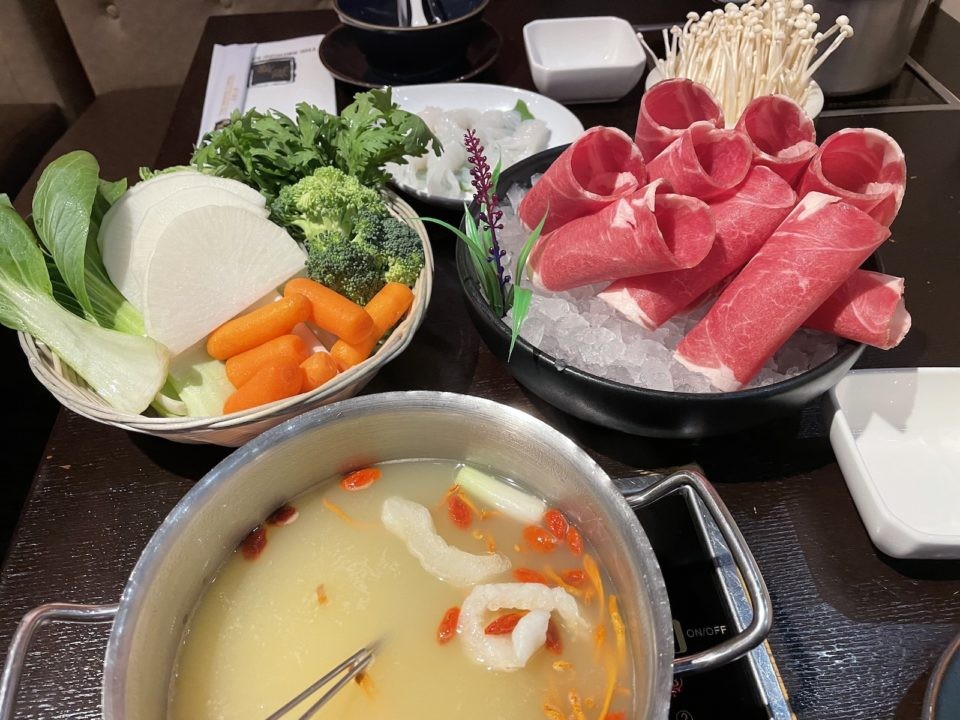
[[500, 183, 839, 394]]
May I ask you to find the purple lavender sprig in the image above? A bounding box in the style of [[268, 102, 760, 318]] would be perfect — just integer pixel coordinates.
[[464, 130, 510, 297]]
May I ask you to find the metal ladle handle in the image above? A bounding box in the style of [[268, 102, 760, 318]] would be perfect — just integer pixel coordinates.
[[616, 468, 773, 675], [0, 602, 118, 720]]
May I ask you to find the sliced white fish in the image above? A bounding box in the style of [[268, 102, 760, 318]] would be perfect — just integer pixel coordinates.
[[388, 106, 551, 201]]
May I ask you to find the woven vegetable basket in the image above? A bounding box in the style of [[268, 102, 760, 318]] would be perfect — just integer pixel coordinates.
[[18, 191, 434, 446]]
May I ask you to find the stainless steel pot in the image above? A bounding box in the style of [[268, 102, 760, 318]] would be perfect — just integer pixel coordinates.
[[813, 0, 931, 95], [0, 392, 772, 719]]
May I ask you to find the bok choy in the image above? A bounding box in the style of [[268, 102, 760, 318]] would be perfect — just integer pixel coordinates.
[[31, 151, 145, 335], [0, 163, 168, 414]]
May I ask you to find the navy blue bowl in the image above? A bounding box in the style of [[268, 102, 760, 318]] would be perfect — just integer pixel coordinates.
[[456, 146, 871, 438], [334, 0, 489, 71]]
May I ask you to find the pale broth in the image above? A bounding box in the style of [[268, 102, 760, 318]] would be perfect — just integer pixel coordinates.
[[169, 460, 635, 719]]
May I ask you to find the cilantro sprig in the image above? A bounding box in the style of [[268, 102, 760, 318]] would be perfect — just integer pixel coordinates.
[[190, 88, 439, 201]]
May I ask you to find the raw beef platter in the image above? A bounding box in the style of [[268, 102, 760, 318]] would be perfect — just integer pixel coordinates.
[[505, 78, 910, 392]]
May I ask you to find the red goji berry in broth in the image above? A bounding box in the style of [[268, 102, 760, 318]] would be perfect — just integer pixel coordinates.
[[239, 525, 267, 560], [340, 467, 381, 491], [266, 504, 298, 526], [436, 606, 460, 645], [523, 525, 558, 553], [484, 611, 529, 635], [565, 526, 584, 555], [544, 508, 568, 539], [448, 494, 474, 529], [513, 567, 549, 584], [545, 617, 563, 654]]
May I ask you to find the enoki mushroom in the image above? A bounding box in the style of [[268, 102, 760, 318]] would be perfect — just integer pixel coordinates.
[[639, 0, 854, 122]]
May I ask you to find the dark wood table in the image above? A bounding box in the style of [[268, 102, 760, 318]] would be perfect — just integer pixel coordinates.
[[3, 3, 960, 719]]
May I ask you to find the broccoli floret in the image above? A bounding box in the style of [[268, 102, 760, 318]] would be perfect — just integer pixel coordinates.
[[378, 216, 425, 286], [278, 166, 423, 302], [272, 166, 384, 242], [306, 236, 384, 305], [352, 210, 425, 287]]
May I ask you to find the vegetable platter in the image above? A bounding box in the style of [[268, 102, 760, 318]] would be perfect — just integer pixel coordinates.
[[2, 89, 437, 446], [17, 191, 431, 446]]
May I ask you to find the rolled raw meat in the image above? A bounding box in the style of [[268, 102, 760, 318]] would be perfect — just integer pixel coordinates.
[[646, 122, 753, 201], [635, 78, 724, 162], [528, 180, 715, 292], [518, 126, 646, 234], [798, 128, 906, 226], [804, 270, 911, 350], [598, 166, 796, 329], [675, 192, 891, 391], [735, 95, 817, 186]]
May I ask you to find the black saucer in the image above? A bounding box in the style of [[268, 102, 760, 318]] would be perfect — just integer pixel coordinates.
[[318, 22, 501, 88]]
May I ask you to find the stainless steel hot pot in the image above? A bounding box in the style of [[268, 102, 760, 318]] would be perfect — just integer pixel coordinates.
[[0, 392, 771, 719]]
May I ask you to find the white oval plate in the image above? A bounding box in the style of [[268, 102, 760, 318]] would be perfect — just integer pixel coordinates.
[[388, 83, 584, 208], [644, 68, 824, 126]]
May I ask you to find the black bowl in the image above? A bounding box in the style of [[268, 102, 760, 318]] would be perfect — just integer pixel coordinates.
[[456, 146, 871, 438], [334, 0, 489, 72]]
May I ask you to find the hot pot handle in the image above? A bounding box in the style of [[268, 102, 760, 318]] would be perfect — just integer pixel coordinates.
[[617, 468, 773, 675], [0, 602, 118, 720]]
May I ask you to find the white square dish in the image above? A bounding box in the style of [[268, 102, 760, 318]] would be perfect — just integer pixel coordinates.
[[827, 368, 960, 559], [523, 17, 646, 104]]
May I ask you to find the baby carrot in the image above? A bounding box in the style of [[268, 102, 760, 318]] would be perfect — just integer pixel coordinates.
[[207, 294, 312, 360], [300, 352, 339, 391], [330, 282, 414, 371], [284, 278, 374, 344], [222, 359, 304, 414], [225, 334, 309, 388]]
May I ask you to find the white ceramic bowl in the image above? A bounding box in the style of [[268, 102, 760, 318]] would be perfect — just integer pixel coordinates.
[[827, 367, 960, 559], [523, 17, 646, 104]]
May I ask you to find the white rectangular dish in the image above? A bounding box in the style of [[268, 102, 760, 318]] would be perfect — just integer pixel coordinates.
[[523, 17, 645, 103], [827, 367, 960, 559]]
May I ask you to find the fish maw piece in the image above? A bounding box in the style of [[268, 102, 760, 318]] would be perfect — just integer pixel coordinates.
[[675, 193, 891, 391], [735, 94, 817, 187], [798, 127, 907, 226], [647, 121, 753, 201], [457, 583, 588, 671], [528, 182, 715, 292], [381, 496, 511, 587], [511, 609, 551, 666], [517, 126, 647, 233], [635, 78, 724, 162], [804, 270, 911, 349], [599, 166, 796, 329]]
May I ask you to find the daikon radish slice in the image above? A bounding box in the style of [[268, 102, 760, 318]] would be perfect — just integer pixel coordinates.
[[142, 205, 305, 355], [98, 170, 264, 256], [103, 186, 268, 308]]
